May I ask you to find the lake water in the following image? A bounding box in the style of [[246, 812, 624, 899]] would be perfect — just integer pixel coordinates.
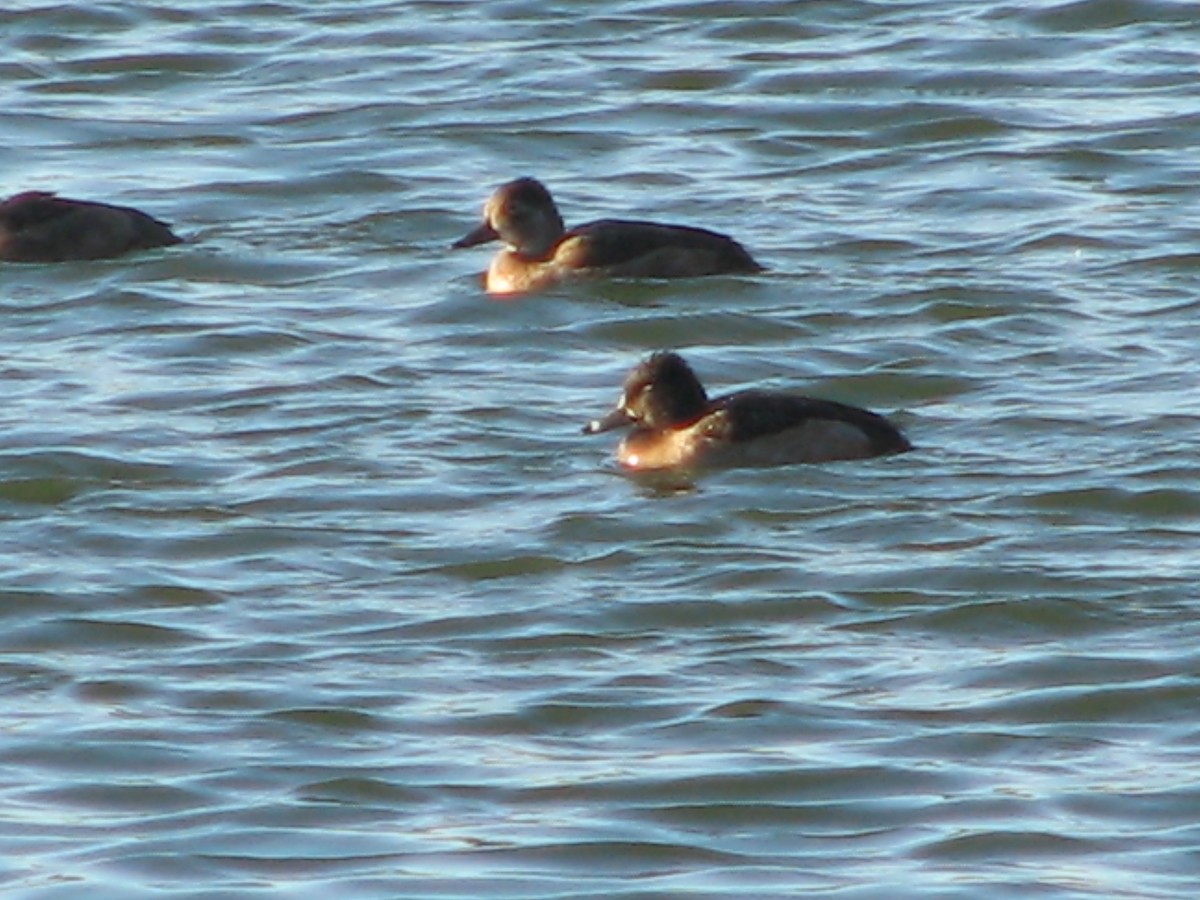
[[2, 1, 1200, 897]]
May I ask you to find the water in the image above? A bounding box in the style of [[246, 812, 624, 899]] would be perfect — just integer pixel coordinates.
[[3, 1, 1200, 897]]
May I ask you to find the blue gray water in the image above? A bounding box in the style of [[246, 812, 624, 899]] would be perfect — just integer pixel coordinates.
[[3, 1, 1200, 897]]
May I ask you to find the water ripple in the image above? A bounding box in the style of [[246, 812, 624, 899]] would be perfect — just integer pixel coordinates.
[[3, 0, 1200, 898]]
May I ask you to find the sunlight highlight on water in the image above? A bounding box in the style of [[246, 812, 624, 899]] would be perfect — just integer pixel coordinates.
[[2, 2, 1200, 898]]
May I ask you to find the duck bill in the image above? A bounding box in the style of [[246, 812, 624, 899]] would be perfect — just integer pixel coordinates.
[[451, 221, 499, 249], [582, 406, 631, 435]]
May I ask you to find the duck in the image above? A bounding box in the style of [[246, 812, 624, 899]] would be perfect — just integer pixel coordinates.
[[583, 351, 912, 471], [0, 191, 181, 263], [452, 177, 762, 295]]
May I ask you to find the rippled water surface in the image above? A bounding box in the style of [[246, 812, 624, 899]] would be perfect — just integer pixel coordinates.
[[3, 1, 1200, 897]]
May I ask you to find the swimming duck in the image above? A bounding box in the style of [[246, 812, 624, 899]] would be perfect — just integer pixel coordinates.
[[0, 191, 181, 263], [584, 351, 912, 470], [452, 177, 762, 295]]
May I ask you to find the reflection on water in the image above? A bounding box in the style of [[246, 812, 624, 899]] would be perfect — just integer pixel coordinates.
[[3, 1, 1200, 898]]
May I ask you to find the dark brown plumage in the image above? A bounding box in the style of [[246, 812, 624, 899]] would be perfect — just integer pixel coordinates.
[[453, 177, 762, 294], [585, 352, 911, 470], [0, 191, 181, 263]]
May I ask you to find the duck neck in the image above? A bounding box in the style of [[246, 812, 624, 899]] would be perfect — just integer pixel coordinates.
[[516, 210, 565, 260]]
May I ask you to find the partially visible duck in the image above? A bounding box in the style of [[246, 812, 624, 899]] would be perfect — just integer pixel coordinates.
[[0, 191, 181, 263], [584, 351, 911, 471], [452, 177, 762, 295]]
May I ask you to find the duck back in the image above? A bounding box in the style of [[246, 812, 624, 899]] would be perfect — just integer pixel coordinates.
[[0, 192, 180, 262], [708, 391, 912, 459], [557, 219, 762, 276]]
